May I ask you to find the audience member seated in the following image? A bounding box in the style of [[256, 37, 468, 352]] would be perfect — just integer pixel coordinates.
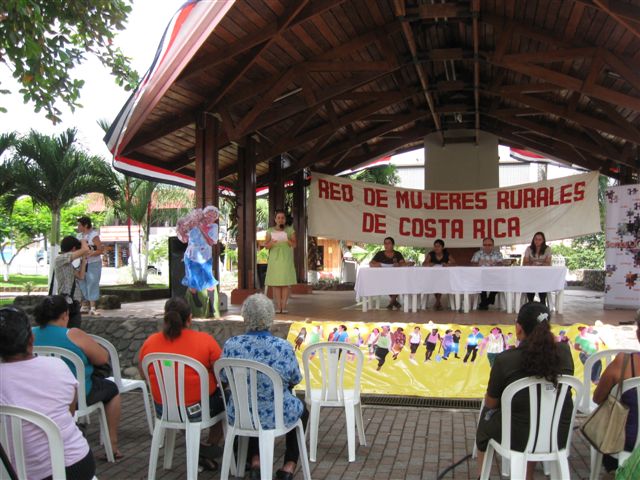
[[475, 302, 574, 480], [221, 293, 308, 480], [369, 236, 410, 310], [138, 297, 224, 469], [422, 239, 455, 310], [592, 309, 640, 474], [33, 295, 122, 459], [0, 306, 96, 479], [522, 231, 552, 304], [470, 237, 504, 310]]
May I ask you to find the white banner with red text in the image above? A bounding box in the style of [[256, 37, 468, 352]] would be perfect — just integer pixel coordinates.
[[604, 183, 640, 309], [308, 171, 600, 247]]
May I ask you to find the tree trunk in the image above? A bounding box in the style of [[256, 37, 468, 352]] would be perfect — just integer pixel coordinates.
[[49, 209, 61, 282], [3, 263, 9, 282]]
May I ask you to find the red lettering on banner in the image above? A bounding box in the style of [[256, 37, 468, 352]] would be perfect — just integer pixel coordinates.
[[362, 212, 386, 234], [449, 193, 461, 210], [399, 217, 410, 236], [536, 187, 549, 207], [364, 187, 389, 207], [473, 217, 520, 238], [574, 181, 585, 201], [451, 219, 463, 238], [549, 186, 560, 206], [523, 188, 536, 208], [497, 191, 509, 209], [559, 184, 572, 204], [475, 192, 487, 209], [320, 180, 353, 202], [396, 191, 423, 209]]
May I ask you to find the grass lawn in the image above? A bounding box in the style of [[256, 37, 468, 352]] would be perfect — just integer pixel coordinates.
[[0, 297, 15, 305], [102, 284, 168, 291], [0, 274, 48, 288]]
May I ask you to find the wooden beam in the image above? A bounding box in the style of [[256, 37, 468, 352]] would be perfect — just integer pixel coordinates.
[[601, 50, 640, 93], [290, 111, 427, 171], [500, 48, 596, 63], [472, 0, 480, 145], [488, 89, 640, 143], [236, 137, 257, 290], [592, 0, 640, 41], [490, 60, 640, 112], [393, 0, 444, 144], [254, 89, 419, 163], [204, 0, 311, 113], [178, 0, 348, 82]]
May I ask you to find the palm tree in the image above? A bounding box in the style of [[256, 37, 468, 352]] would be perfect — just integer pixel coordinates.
[[0, 133, 17, 208], [104, 172, 192, 284], [5, 129, 118, 275]]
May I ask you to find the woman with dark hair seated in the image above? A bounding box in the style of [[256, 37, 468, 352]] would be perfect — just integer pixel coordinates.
[[475, 302, 574, 480], [138, 297, 224, 469], [32, 295, 123, 459], [221, 293, 308, 480], [423, 239, 455, 310], [0, 306, 96, 479]]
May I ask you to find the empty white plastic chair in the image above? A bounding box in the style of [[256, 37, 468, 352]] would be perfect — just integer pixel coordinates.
[[89, 334, 154, 435], [589, 377, 640, 480], [141, 353, 225, 480], [479, 375, 582, 480], [0, 405, 67, 479], [579, 349, 640, 414], [33, 345, 114, 462], [214, 358, 311, 480], [302, 341, 366, 463]]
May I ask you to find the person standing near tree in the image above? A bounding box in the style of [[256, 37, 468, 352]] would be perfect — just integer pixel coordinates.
[[76, 216, 104, 316], [264, 210, 297, 314]]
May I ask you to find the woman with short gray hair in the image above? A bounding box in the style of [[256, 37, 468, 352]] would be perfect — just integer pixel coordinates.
[[221, 294, 308, 480]]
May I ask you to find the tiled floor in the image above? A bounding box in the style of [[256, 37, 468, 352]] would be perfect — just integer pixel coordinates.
[[91, 392, 599, 479]]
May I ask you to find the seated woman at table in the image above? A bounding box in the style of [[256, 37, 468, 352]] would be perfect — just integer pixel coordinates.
[[475, 302, 574, 480], [33, 295, 122, 459], [369, 236, 409, 310], [591, 309, 640, 474], [522, 231, 552, 304], [221, 293, 307, 480], [422, 239, 455, 310]]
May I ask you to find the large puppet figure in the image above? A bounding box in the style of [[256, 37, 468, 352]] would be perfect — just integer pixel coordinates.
[[177, 206, 220, 317]]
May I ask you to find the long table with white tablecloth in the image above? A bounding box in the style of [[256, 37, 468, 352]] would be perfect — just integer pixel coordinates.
[[354, 266, 568, 313]]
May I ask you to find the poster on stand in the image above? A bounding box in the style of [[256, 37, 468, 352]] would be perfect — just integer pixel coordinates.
[[604, 184, 640, 309]]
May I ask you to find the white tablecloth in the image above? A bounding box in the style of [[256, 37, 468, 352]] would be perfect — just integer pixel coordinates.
[[354, 266, 567, 312]]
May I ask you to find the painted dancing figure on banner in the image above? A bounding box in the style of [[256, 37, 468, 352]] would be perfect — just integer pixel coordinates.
[[374, 325, 391, 371], [366, 328, 380, 360], [409, 326, 421, 363], [294, 327, 307, 351], [391, 327, 406, 360], [177, 206, 220, 318], [424, 328, 441, 362], [463, 327, 483, 363]]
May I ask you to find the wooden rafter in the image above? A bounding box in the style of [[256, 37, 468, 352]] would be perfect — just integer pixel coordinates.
[[591, 0, 640, 41], [178, 0, 348, 83], [203, 0, 311, 113], [393, 0, 444, 144], [472, 0, 480, 145]]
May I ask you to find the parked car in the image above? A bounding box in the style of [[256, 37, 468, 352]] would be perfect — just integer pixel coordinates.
[[147, 265, 162, 275]]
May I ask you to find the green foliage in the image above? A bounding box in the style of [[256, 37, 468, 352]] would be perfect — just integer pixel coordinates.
[[349, 165, 400, 186], [554, 234, 605, 271], [148, 237, 168, 265], [3, 129, 118, 246], [256, 198, 269, 231], [22, 281, 35, 295], [257, 247, 269, 264], [0, 274, 48, 287], [350, 243, 424, 264], [0, 0, 138, 122]]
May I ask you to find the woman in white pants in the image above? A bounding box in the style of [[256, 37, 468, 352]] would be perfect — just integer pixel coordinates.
[[77, 216, 103, 315]]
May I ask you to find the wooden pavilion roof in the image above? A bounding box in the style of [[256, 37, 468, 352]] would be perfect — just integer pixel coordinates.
[[115, 0, 640, 186]]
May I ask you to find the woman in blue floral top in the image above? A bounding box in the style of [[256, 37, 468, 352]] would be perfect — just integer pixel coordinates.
[[221, 294, 308, 480]]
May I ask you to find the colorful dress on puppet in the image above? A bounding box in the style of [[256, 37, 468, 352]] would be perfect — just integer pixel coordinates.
[[265, 225, 297, 287], [182, 223, 219, 318]]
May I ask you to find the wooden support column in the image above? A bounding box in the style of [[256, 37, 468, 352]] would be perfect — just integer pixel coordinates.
[[195, 114, 221, 281], [292, 169, 309, 289], [268, 155, 285, 221], [231, 137, 258, 304]]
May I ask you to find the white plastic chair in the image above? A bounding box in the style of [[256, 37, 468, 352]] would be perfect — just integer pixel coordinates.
[[33, 345, 114, 462], [589, 377, 640, 480], [479, 375, 582, 480], [579, 349, 640, 414], [89, 334, 154, 435], [214, 358, 311, 480], [0, 405, 67, 479], [302, 342, 366, 462], [141, 353, 225, 480]]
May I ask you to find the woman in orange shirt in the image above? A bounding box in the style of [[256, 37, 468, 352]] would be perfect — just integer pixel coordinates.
[[139, 297, 223, 468]]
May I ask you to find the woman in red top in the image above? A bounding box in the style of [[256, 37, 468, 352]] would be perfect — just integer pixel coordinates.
[[139, 297, 224, 466]]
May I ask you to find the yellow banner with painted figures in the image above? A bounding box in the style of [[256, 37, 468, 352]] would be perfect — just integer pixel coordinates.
[[286, 320, 637, 398]]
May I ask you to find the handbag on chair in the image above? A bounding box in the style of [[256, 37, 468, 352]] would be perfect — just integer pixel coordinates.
[[581, 354, 630, 455]]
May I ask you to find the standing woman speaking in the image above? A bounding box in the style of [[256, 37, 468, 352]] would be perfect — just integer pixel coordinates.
[[77, 216, 103, 316], [264, 210, 297, 314]]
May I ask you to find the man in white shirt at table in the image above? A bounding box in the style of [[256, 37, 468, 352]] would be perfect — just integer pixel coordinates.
[[470, 237, 504, 310]]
